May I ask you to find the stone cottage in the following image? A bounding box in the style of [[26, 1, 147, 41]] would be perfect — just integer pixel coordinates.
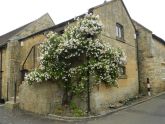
[[0, 0, 164, 114], [18, 0, 139, 114], [18, 0, 138, 114], [0, 13, 55, 102]]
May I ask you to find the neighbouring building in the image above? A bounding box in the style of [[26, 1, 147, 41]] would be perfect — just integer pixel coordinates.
[[133, 21, 165, 94], [0, 0, 164, 114], [0, 13, 55, 101]]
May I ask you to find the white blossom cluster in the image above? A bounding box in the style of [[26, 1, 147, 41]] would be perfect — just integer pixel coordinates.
[[25, 69, 51, 85], [25, 13, 126, 90], [78, 13, 103, 36]]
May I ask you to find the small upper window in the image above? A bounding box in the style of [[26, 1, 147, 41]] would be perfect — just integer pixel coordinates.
[[116, 23, 124, 41], [119, 66, 126, 76], [59, 30, 64, 34], [118, 65, 127, 79]]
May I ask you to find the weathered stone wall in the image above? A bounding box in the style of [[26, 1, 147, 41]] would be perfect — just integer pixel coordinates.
[[0, 13, 54, 100], [134, 21, 165, 95], [92, 0, 136, 47], [19, 0, 139, 114], [13, 13, 55, 40], [20, 34, 47, 71], [151, 39, 165, 94], [6, 40, 21, 98], [135, 24, 153, 94], [7, 0, 165, 115], [90, 0, 139, 111], [0, 33, 48, 100], [19, 81, 64, 115]]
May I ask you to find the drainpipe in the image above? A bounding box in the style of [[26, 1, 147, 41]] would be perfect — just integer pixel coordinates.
[[7, 82, 8, 101], [135, 30, 141, 94], [86, 33, 91, 114], [87, 53, 90, 114]]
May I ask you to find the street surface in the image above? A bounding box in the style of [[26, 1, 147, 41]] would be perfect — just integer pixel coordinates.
[[1, 93, 165, 124]]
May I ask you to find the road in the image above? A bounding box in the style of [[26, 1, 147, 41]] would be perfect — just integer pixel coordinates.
[[82, 94, 165, 124], [0, 93, 165, 124], [0, 105, 67, 124]]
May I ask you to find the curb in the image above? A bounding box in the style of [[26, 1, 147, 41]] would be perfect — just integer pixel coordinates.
[[0, 104, 4, 107], [47, 91, 165, 122]]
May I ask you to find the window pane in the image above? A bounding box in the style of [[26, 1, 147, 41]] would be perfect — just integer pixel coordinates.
[[119, 66, 126, 75], [119, 27, 121, 38], [116, 26, 119, 37], [116, 23, 124, 40]]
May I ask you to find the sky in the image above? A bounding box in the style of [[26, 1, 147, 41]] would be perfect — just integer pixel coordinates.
[[0, 0, 164, 39]]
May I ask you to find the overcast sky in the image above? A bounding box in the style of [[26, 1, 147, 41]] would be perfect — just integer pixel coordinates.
[[0, 0, 164, 39]]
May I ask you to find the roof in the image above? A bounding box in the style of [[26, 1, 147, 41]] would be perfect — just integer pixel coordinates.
[[7, 0, 165, 46], [89, 0, 136, 31], [133, 20, 165, 45], [89, 0, 116, 11], [19, 0, 137, 41], [0, 23, 30, 47], [152, 34, 165, 45], [132, 20, 152, 33], [19, 13, 85, 41], [0, 13, 55, 47]]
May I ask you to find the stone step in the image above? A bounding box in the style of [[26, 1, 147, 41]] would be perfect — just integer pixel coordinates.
[[9, 96, 19, 102], [5, 101, 19, 110]]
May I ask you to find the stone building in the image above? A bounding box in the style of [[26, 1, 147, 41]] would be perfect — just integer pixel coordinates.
[[0, 13, 55, 102], [0, 0, 164, 114], [133, 21, 165, 94], [19, 0, 138, 114]]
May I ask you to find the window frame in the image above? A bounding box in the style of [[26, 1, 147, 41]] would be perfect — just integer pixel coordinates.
[[116, 23, 124, 41], [118, 65, 127, 79]]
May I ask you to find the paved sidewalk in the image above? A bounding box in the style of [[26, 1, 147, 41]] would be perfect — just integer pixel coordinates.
[[79, 93, 165, 124], [0, 105, 71, 124]]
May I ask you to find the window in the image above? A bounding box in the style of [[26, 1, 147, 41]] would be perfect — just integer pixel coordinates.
[[119, 65, 127, 79], [116, 23, 124, 41], [59, 30, 64, 34], [119, 66, 126, 75]]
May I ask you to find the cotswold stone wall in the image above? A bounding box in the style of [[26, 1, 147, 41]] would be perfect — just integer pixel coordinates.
[[135, 26, 153, 94], [90, 0, 139, 111], [6, 40, 21, 98], [19, 81, 87, 115], [0, 14, 54, 100], [19, 0, 139, 114], [134, 21, 165, 95], [19, 81, 64, 115], [151, 39, 165, 94], [0, 33, 47, 100], [20, 34, 47, 71], [19, 79, 138, 115]]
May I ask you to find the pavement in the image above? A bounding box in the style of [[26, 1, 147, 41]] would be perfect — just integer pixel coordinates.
[[1, 93, 165, 124], [80, 93, 165, 124], [0, 105, 69, 124]]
